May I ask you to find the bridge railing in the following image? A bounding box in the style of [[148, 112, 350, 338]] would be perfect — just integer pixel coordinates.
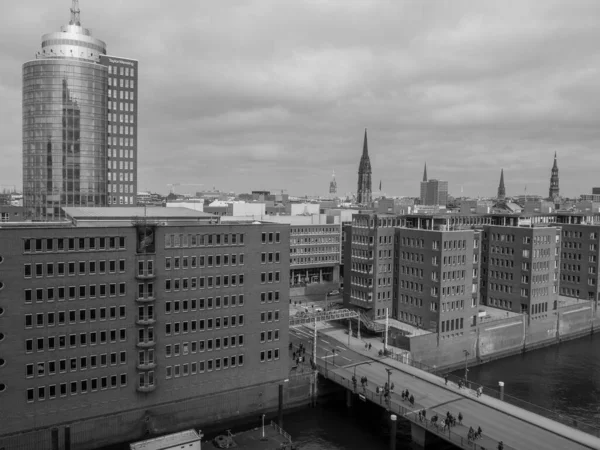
[[400, 357, 600, 439], [318, 361, 515, 450]]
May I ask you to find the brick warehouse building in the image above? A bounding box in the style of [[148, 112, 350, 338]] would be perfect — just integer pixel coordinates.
[[0, 207, 290, 449], [393, 228, 481, 337]]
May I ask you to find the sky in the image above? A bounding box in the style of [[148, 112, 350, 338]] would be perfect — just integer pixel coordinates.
[[1, 0, 600, 199]]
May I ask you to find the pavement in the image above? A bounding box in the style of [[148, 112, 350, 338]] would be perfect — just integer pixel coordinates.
[[290, 322, 600, 450]]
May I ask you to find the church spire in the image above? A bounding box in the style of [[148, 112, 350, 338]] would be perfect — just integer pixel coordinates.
[[497, 168, 506, 201], [69, 0, 81, 26], [549, 152, 559, 200], [357, 128, 372, 205], [423, 163, 428, 182], [329, 170, 337, 195]]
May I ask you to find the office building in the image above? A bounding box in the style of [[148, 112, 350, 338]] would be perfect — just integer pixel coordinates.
[[394, 228, 481, 336], [356, 129, 372, 205], [22, 1, 138, 220], [419, 165, 448, 206], [0, 207, 289, 447], [222, 214, 342, 287], [100, 55, 138, 207], [480, 226, 560, 317], [558, 224, 600, 304], [343, 213, 398, 320]]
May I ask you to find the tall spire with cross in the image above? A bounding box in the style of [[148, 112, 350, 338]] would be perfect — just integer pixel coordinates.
[[497, 168, 506, 200], [356, 129, 372, 204], [423, 163, 428, 182], [549, 152, 559, 200], [329, 170, 337, 195], [70, 0, 81, 26]]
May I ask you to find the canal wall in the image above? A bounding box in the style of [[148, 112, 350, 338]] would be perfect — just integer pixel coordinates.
[[0, 372, 323, 450], [405, 301, 600, 372]]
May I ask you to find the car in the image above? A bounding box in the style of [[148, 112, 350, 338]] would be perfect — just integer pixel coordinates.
[[314, 307, 323, 313], [327, 290, 340, 296]]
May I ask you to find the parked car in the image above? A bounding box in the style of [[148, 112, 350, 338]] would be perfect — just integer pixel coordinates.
[[327, 290, 340, 296]]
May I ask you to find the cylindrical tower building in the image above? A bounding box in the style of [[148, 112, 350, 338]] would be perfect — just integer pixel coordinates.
[[23, 5, 108, 220]]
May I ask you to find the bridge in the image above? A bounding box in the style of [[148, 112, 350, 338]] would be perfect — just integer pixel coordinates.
[[289, 325, 600, 449]]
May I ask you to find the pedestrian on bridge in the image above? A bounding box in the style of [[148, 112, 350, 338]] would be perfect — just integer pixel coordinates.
[[421, 409, 427, 420], [498, 441, 504, 450], [409, 395, 415, 406], [444, 374, 449, 385], [458, 412, 463, 425], [368, 343, 372, 350]]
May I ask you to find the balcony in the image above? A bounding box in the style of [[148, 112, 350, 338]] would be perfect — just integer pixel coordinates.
[[136, 340, 156, 349], [136, 271, 156, 280], [137, 384, 156, 393], [135, 296, 156, 303], [136, 316, 156, 326], [137, 362, 157, 371]]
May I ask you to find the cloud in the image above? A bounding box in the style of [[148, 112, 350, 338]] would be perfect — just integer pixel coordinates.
[[1, 0, 600, 198]]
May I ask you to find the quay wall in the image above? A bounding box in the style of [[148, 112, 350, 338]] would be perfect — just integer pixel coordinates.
[[0, 372, 323, 450], [406, 302, 599, 372]]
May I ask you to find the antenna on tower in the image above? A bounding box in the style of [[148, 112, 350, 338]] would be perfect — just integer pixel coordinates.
[[70, 0, 81, 26]]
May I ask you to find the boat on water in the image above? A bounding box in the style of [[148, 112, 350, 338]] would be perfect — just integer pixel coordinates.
[[129, 421, 295, 450]]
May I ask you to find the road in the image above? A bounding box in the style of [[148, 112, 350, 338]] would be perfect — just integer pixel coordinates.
[[289, 325, 371, 369], [291, 325, 600, 450]]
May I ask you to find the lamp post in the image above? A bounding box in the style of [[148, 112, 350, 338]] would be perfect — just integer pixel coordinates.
[[261, 414, 265, 439], [463, 350, 470, 387]]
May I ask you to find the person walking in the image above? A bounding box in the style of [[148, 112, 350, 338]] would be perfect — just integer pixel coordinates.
[[444, 374, 448, 386], [498, 441, 504, 450], [458, 412, 463, 425], [409, 395, 415, 406]]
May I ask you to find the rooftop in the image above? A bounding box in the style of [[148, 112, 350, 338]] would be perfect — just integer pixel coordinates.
[[63, 207, 214, 220]]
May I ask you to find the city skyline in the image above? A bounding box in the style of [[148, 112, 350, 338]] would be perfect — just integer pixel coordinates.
[[2, 0, 600, 197]]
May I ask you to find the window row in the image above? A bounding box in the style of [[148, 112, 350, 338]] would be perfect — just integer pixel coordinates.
[[292, 227, 338, 235], [26, 352, 127, 378], [165, 295, 245, 313], [261, 232, 281, 244], [24, 237, 126, 253], [108, 65, 135, 77], [24, 259, 126, 278], [165, 334, 245, 356], [165, 253, 245, 270], [25, 329, 127, 353], [25, 306, 126, 328], [24, 283, 127, 303], [26, 374, 127, 402], [165, 315, 245, 335], [165, 233, 245, 248], [259, 348, 281, 362], [165, 355, 244, 378], [260, 272, 281, 284], [261, 252, 281, 264], [165, 274, 245, 291]]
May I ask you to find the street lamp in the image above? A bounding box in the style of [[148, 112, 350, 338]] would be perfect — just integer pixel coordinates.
[[463, 350, 470, 387]]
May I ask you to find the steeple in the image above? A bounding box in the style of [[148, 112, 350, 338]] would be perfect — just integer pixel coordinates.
[[329, 170, 337, 195], [423, 163, 428, 182], [69, 0, 81, 26], [356, 128, 372, 204], [497, 168, 506, 201], [549, 152, 559, 200]]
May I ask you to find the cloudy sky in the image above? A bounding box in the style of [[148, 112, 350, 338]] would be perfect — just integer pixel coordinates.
[[1, 0, 600, 198]]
